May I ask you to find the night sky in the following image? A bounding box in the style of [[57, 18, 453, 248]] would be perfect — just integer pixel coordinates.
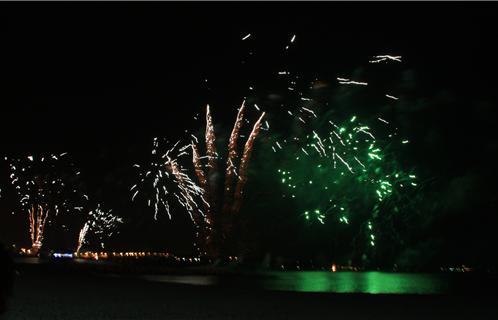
[[1, 2, 497, 267]]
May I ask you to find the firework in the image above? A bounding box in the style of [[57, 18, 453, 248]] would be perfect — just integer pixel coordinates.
[[29, 205, 49, 253], [277, 113, 418, 251], [76, 204, 123, 254], [132, 139, 205, 221], [222, 101, 246, 214], [6, 153, 85, 253], [369, 55, 402, 63], [131, 101, 264, 257], [385, 94, 399, 100], [205, 105, 218, 202], [193, 104, 265, 214], [166, 154, 205, 223], [192, 143, 211, 224], [76, 222, 89, 254], [187, 103, 266, 256], [337, 77, 368, 86]]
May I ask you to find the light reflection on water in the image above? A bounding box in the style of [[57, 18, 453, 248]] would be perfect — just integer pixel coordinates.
[[14, 257, 473, 295], [263, 271, 450, 294], [142, 275, 219, 286], [143, 271, 453, 294]]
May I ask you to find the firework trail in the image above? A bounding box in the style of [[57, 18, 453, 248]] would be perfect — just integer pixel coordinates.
[[204, 105, 220, 228], [207, 32, 416, 258], [29, 205, 49, 253], [232, 111, 266, 214], [205, 105, 218, 193], [76, 222, 89, 254], [6, 153, 85, 253], [193, 104, 266, 216], [76, 204, 123, 254], [131, 100, 264, 256], [192, 143, 211, 224], [187, 103, 266, 255], [166, 154, 205, 223], [222, 101, 246, 214]]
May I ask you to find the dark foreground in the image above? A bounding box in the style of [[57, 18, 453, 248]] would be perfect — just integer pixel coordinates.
[[2, 263, 498, 320]]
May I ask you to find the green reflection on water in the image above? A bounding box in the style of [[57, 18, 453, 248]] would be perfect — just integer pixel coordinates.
[[265, 271, 448, 294]]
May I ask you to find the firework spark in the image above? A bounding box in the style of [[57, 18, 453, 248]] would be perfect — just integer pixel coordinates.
[[369, 55, 402, 63], [76, 204, 123, 254], [166, 154, 205, 223], [337, 77, 368, 86], [132, 141, 205, 221], [192, 143, 211, 223]]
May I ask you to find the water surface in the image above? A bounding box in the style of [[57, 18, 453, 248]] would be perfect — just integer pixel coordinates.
[[262, 271, 451, 294], [143, 271, 493, 295]]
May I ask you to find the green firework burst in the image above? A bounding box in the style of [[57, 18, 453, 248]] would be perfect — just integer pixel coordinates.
[[277, 113, 418, 249]]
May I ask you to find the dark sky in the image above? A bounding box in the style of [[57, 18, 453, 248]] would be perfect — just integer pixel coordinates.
[[1, 2, 497, 263]]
